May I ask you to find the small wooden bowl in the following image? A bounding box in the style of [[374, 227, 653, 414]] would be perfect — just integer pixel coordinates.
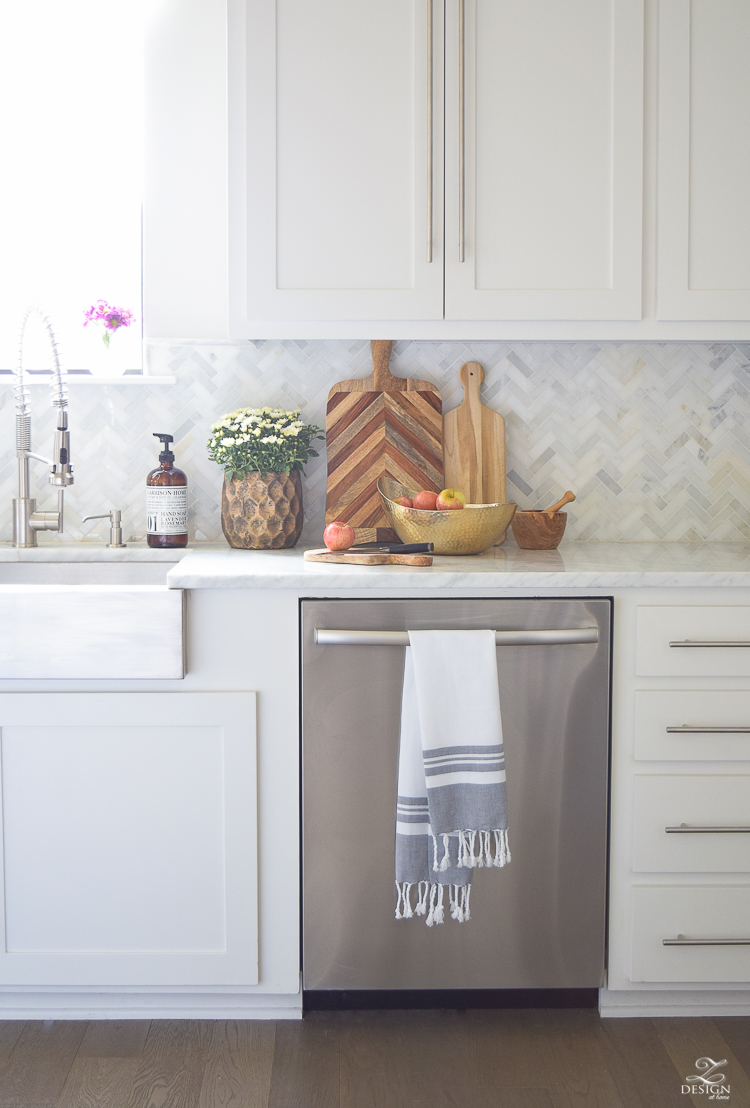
[[511, 510, 567, 550]]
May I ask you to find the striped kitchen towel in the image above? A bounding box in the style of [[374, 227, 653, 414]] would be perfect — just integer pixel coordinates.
[[395, 629, 510, 926]]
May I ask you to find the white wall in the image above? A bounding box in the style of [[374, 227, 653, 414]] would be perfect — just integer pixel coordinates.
[[144, 0, 228, 338]]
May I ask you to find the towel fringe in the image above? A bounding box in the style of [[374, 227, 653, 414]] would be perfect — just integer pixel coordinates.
[[454, 827, 510, 868], [434, 883, 445, 925], [400, 831, 507, 923], [415, 880, 429, 916], [493, 828, 511, 867], [426, 882, 437, 927], [406, 880, 473, 925]]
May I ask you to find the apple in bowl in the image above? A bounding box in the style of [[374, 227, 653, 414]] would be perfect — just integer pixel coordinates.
[[436, 488, 466, 510], [412, 490, 439, 511]]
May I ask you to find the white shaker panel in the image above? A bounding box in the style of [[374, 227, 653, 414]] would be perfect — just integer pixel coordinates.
[[630, 885, 750, 983], [636, 606, 750, 677], [657, 0, 750, 320], [445, 0, 643, 320], [633, 775, 750, 874], [228, 0, 444, 328], [0, 694, 257, 987], [635, 691, 750, 762]]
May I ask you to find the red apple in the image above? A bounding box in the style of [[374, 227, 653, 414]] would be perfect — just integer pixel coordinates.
[[323, 521, 355, 551], [436, 488, 466, 510], [412, 490, 439, 511], [393, 496, 413, 507]]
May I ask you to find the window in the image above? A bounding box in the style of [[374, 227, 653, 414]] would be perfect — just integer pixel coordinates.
[[0, 1, 144, 375]]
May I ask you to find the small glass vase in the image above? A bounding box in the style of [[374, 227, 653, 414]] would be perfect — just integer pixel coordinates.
[[221, 470, 303, 550]]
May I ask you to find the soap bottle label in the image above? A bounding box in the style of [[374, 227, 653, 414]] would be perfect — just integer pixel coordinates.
[[146, 486, 188, 535]]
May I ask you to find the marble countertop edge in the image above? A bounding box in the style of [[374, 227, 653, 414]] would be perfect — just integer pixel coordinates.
[[164, 542, 750, 590], [2, 540, 750, 587]]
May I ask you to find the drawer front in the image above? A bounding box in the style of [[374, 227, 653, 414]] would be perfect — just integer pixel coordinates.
[[633, 775, 750, 873], [636, 606, 750, 676], [635, 690, 750, 761], [631, 885, 750, 982]]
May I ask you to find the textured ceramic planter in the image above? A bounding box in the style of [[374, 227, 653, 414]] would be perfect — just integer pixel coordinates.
[[221, 470, 303, 549]]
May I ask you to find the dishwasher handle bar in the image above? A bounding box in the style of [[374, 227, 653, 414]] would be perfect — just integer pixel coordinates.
[[314, 627, 599, 647]]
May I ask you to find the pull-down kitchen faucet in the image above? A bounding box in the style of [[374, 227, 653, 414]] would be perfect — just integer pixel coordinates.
[[12, 307, 74, 547]]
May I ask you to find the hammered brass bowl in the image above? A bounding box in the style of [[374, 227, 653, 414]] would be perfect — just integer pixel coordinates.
[[378, 477, 517, 555]]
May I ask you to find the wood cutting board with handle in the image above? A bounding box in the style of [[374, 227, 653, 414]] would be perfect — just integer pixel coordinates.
[[325, 340, 443, 543], [443, 361, 507, 505]]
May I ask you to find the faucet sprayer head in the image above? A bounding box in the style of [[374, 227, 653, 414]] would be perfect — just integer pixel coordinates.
[[15, 305, 73, 486]]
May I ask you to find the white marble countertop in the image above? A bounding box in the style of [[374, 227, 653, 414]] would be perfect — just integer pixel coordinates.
[[165, 541, 750, 590]]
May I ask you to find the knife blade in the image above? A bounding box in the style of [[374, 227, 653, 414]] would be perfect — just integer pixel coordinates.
[[350, 542, 434, 554]]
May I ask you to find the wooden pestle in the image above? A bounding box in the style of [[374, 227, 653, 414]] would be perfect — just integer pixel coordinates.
[[544, 491, 576, 516]]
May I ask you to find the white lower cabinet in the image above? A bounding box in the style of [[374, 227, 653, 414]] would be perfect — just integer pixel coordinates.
[[609, 594, 750, 1007], [632, 775, 750, 873], [631, 886, 750, 983], [0, 692, 258, 988]]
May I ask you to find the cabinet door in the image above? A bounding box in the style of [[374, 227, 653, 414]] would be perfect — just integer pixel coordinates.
[[228, 0, 444, 329], [0, 693, 257, 987], [444, 0, 643, 321], [657, 0, 750, 320]]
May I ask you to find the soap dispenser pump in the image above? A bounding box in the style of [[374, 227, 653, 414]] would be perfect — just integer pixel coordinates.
[[146, 433, 188, 548]]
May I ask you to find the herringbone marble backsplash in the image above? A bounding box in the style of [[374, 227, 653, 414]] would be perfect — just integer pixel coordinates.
[[2, 339, 750, 546]]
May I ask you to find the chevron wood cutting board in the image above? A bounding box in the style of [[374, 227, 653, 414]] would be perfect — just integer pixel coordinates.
[[325, 341, 443, 543], [443, 361, 506, 505]]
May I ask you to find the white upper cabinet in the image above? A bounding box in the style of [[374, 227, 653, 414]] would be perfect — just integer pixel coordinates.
[[228, 0, 750, 337], [657, 0, 750, 321], [444, 0, 644, 321], [228, 0, 444, 327]]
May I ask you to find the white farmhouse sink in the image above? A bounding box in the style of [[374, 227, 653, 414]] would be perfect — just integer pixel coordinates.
[[0, 558, 184, 679]]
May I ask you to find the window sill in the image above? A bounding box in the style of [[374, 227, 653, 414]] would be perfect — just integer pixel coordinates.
[[0, 372, 176, 385]]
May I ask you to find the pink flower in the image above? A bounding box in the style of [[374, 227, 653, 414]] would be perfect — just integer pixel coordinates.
[[83, 300, 135, 346]]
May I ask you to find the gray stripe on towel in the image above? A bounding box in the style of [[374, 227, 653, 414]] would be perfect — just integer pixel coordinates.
[[425, 761, 503, 776], [427, 782, 508, 834], [424, 744, 503, 759]]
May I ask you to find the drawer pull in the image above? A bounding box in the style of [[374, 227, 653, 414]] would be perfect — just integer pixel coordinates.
[[667, 725, 750, 734], [669, 640, 750, 648], [666, 823, 750, 834], [664, 934, 750, 946]]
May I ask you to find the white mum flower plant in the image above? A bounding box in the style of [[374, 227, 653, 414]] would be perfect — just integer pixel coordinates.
[[207, 407, 323, 480]]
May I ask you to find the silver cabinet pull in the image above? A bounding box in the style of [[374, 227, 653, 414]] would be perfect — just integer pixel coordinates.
[[314, 627, 599, 647], [666, 823, 750, 834], [664, 935, 750, 946], [669, 640, 750, 648], [426, 0, 433, 263], [458, 0, 465, 262], [667, 725, 750, 734]]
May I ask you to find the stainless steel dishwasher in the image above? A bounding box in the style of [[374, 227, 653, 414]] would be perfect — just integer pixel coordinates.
[[301, 597, 611, 992]]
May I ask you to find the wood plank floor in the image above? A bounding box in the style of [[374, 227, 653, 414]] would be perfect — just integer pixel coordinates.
[[0, 1011, 745, 1108]]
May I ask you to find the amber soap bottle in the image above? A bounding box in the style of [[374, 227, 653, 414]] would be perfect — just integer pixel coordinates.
[[146, 433, 188, 548]]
